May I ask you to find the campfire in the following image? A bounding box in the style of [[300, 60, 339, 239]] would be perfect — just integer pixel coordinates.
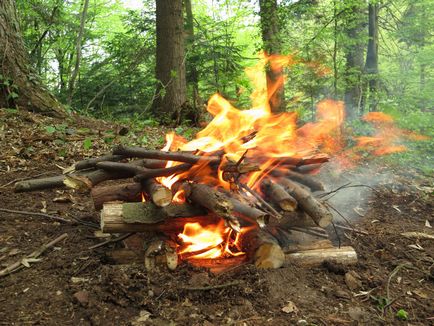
[[15, 54, 422, 272]]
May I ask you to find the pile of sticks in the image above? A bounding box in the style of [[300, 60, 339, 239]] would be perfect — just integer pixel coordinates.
[[14, 145, 357, 269]]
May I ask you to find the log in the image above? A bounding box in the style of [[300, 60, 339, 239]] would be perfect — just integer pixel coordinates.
[[188, 183, 240, 232], [285, 246, 357, 267], [261, 179, 297, 212], [133, 163, 192, 181], [293, 163, 322, 174], [96, 161, 146, 175], [278, 178, 332, 227], [91, 182, 142, 210], [75, 154, 125, 170], [100, 202, 209, 233], [14, 169, 129, 192], [242, 229, 284, 269], [270, 170, 324, 191], [142, 159, 167, 169], [142, 179, 172, 207], [227, 197, 269, 227], [113, 145, 220, 165]]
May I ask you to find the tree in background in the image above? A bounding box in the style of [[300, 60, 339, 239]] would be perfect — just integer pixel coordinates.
[[0, 0, 65, 117], [342, 0, 365, 120], [152, 0, 187, 125], [259, 0, 285, 113]]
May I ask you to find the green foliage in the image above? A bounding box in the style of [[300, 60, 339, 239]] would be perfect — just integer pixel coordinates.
[[83, 138, 93, 150], [396, 309, 408, 321]]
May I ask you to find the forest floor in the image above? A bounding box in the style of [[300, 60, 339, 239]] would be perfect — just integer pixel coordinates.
[[0, 109, 433, 325]]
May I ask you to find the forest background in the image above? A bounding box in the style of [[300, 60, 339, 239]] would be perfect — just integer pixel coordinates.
[[1, 0, 433, 174]]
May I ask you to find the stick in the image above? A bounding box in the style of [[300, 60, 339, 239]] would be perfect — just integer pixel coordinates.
[[96, 161, 146, 175], [261, 179, 297, 211], [141, 179, 172, 207], [237, 182, 282, 219], [0, 233, 68, 277], [113, 145, 220, 165], [188, 183, 240, 232], [0, 208, 72, 224], [75, 154, 125, 170], [134, 163, 192, 181], [285, 246, 357, 267], [91, 182, 142, 210], [88, 233, 134, 250], [279, 178, 333, 227]]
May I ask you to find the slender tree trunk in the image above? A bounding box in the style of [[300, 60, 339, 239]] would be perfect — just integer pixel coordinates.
[[184, 0, 199, 110], [259, 0, 285, 113], [343, 0, 365, 120], [152, 0, 187, 125], [67, 0, 89, 106], [364, 2, 379, 112], [0, 0, 65, 117], [332, 0, 338, 98]]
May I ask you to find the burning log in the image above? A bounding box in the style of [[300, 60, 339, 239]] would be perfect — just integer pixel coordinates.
[[285, 246, 357, 267], [91, 182, 142, 210], [133, 163, 192, 181], [188, 183, 240, 232], [261, 179, 297, 212], [74, 154, 125, 170], [279, 178, 333, 228], [100, 201, 209, 233], [227, 197, 269, 226], [113, 145, 220, 165], [274, 154, 330, 167], [243, 229, 285, 269], [293, 163, 322, 174]]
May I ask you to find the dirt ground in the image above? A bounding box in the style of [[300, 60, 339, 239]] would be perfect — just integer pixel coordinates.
[[0, 110, 433, 325]]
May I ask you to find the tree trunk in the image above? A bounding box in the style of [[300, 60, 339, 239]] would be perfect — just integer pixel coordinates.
[[343, 0, 365, 120], [184, 0, 199, 113], [259, 0, 285, 113], [67, 0, 89, 106], [152, 0, 187, 125], [364, 3, 379, 112], [0, 0, 65, 117]]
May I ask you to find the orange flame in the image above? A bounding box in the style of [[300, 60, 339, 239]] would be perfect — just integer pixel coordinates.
[[177, 220, 245, 259]]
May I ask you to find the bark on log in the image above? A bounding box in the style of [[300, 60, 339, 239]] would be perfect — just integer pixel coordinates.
[[14, 169, 128, 192], [227, 197, 269, 226], [278, 178, 333, 227], [270, 170, 324, 191], [143, 159, 167, 169], [293, 163, 322, 174], [261, 179, 297, 211], [134, 163, 192, 181], [188, 183, 240, 232], [113, 145, 220, 165], [142, 179, 172, 207], [100, 201, 209, 233], [75, 155, 125, 170], [91, 182, 142, 210], [96, 161, 146, 175], [285, 246, 357, 267]]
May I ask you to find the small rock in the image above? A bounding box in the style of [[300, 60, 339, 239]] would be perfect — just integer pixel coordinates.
[[297, 320, 308, 325], [281, 301, 298, 314], [345, 271, 362, 291], [56, 290, 62, 296], [73, 290, 89, 306]]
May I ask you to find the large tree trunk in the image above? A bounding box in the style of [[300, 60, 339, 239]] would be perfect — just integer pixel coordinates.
[[364, 3, 379, 112], [184, 0, 199, 113], [343, 0, 365, 120], [259, 0, 285, 113], [152, 0, 187, 125], [0, 0, 65, 117]]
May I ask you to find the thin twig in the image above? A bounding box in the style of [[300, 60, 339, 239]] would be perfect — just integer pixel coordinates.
[[386, 263, 412, 304], [289, 226, 329, 239], [319, 183, 380, 199], [325, 203, 357, 233], [180, 280, 242, 291], [0, 208, 72, 224], [334, 224, 369, 236], [88, 233, 134, 250], [0, 233, 68, 277], [331, 221, 341, 248]]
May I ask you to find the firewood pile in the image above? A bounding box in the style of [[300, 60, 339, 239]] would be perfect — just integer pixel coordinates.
[[14, 144, 358, 271]]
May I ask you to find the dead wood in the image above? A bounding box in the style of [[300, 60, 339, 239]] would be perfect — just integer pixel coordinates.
[[261, 179, 297, 211], [279, 178, 333, 227], [91, 183, 142, 210], [285, 246, 357, 267], [227, 197, 269, 226], [142, 159, 167, 169], [113, 145, 220, 165], [242, 229, 284, 269], [133, 163, 192, 181], [75, 154, 125, 170], [270, 170, 324, 191], [188, 183, 240, 232], [100, 201, 209, 233], [95, 161, 146, 175], [142, 179, 172, 207]]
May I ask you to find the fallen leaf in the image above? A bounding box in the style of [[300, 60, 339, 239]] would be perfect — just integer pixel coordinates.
[[408, 244, 424, 251], [425, 220, 432, 228], [8, 248, 20, 256], [63, 175, 92, 192], [40, 200, 47, 213], [401, 232, 434, 240], [53, 195, 71, 203], [392, 205, 401, 213]]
